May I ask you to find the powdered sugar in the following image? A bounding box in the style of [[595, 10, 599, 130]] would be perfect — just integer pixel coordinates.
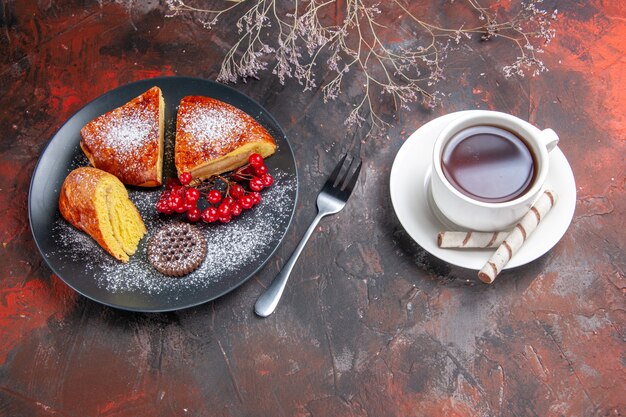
[[87, 100, 156, 156], [93, 111, 153, 153], [51, 170, 296, 297], [178, 99, 246, 156], [82, 92, 159, 184]]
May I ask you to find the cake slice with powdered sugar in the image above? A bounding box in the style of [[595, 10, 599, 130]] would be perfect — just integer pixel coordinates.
[[174, 96, 276, 181], [80, 86, 165, 187]]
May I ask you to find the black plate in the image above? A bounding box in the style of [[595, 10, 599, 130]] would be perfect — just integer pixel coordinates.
[[29, 77, 298, 312]]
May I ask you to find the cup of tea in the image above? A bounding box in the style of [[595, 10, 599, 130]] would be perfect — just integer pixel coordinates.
[[430, 111, 559, 231]]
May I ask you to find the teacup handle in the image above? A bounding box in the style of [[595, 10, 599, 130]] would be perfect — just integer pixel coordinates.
[[540, 128, 559, 152]]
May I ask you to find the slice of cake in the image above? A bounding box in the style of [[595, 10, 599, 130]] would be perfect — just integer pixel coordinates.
[[59, 167, 147, 262], [174, 96, 276, 180], [80, 86, 164, 187]]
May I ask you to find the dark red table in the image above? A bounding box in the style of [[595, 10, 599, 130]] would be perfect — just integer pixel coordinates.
[[1, 1, 624, 416]]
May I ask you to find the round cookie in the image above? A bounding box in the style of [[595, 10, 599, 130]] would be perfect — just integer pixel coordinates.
[[148, 222, 207, 276]]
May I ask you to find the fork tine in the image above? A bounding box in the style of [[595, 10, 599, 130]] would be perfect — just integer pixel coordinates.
[[337, 156, 355, 188], [326, 153, 348, 187], [342, 159, 362, 194]]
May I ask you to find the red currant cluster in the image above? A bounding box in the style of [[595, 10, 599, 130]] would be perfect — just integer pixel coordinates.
[[155, 153, 274, 224]]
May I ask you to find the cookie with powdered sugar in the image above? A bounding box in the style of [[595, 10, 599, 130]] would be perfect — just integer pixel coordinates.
[[147, 222, 206, 276]]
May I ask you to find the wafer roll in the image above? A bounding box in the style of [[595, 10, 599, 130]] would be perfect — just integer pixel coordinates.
[[437, 231, 508, 249], [478, 190, 557, 283]]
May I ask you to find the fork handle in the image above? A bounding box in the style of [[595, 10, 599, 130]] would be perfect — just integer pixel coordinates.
[[254, 212, 326, 317]]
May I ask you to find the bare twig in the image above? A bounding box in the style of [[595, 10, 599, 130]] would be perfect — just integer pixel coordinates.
[[166, 0, 557, 132]]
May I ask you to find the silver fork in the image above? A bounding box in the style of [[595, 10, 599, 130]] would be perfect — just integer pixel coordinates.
[[255, 154, 362, 317]]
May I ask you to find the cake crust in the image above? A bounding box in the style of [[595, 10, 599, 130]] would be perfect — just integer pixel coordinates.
[[80, 86, 164, 187], [174, 96, 276, 179]]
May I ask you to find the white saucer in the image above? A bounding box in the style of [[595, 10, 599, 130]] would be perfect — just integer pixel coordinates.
[[389, 111, 576, 270]]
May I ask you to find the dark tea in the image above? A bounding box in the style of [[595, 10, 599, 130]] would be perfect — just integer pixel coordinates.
[[441, 125, 536, 203]]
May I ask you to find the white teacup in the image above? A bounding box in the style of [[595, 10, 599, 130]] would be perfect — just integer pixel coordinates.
[[431, 111, 559, 231]]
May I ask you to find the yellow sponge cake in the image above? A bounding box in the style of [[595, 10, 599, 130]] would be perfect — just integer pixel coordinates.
[[59, 167, 146, 262]]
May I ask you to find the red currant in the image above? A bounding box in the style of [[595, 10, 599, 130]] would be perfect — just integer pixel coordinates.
[[230, 184, 245, 199], [218, 202, 231, 217], [185, 187, 200, 202], [208, 189, 222, 204], [249, 153, 264, 167], [201, 207, 218, 223], [179, 172, 193, 185], [156, 200, 173, 214], [250, 191, 262, 205], [171, 185, 185, 197], [158, 165, 274, 217], [168, 195, 183, 210], [187, 207, 201, 222], [174, 201, 188, 213], [250, 177, 265, 192], [230, 202, 242, 216], [261, 173, 274, 187], [254, 164, 268, 176], [240, 195, 253, 210]]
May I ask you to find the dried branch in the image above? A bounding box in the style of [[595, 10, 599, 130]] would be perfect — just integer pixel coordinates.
[[166, 0, 557, 132]]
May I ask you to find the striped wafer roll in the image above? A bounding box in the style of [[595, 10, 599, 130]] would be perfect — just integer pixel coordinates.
[[478, 190, 557, 283], [437, 231, 508, 249]]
